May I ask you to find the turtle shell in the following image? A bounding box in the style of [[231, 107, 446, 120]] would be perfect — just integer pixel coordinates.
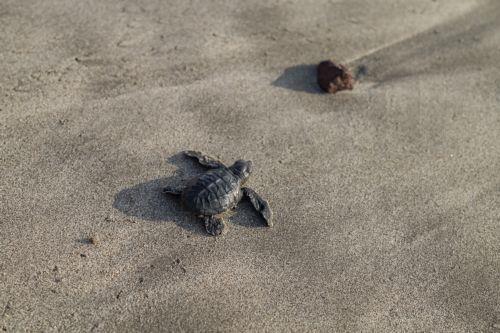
[[181, 168, 242, 215]]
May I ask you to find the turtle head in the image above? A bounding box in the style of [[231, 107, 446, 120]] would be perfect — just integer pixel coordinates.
[[229, 160, 253, 182]]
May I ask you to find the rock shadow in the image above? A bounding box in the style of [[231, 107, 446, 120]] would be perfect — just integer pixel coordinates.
[[273, 63, 370, 93], [272, 64, 323, 94]]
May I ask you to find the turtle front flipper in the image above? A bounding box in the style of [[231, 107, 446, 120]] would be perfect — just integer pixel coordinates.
[[203, 215, 226, 236], [162, 186, 182, 196], [184, 150, 226, 169], [242, 187, 272, 227]]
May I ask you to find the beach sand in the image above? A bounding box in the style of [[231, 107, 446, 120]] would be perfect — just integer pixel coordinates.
[[1, 0, 499, 331]]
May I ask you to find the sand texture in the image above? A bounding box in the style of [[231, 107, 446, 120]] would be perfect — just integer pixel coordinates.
[[1, 0, 500, 331]]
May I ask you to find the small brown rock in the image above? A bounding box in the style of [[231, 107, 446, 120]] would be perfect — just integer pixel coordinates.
[[88, 235, 99, 245], [317, 60, 354, 94]]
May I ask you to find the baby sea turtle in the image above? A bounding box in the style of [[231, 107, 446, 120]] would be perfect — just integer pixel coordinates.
[[163, 151, 272, 236]]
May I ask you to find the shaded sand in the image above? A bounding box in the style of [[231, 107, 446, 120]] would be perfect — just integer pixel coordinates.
[[1, 0, 500, 331]]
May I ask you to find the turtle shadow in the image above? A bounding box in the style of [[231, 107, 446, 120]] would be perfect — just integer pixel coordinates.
[[112, 152, 209, 235], [112, 176, 208, 235], [112, 152, 266, 235], [272, 64, 323, 94], [229, 200, 268, 230]]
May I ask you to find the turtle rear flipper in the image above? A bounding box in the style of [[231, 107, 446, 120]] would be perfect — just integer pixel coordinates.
[[184, 150, 226, 169], [203, 215, 226, 236], [242, 187, 272, 227]]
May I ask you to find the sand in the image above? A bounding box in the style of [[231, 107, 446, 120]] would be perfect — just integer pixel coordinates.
[[1, 0, 499, 331]]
